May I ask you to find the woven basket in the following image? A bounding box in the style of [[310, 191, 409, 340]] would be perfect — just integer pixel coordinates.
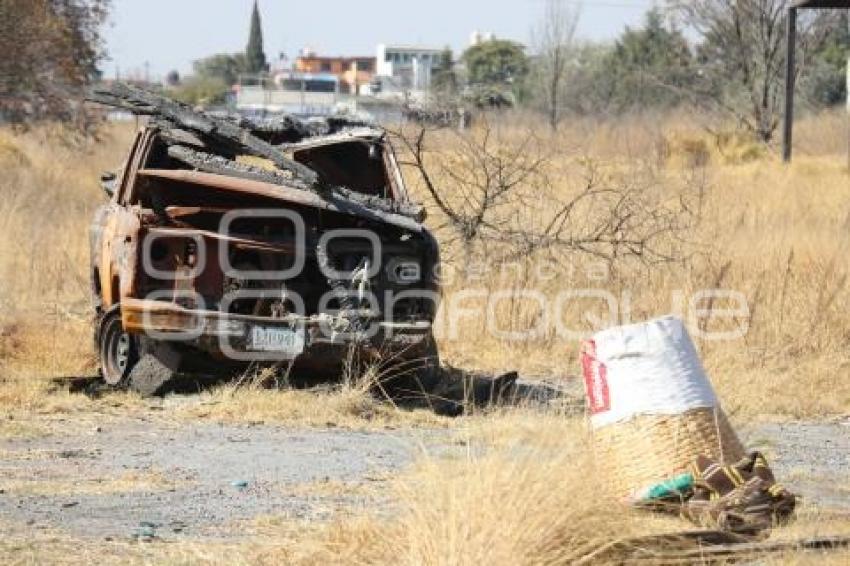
[[591, 406, 746, 495]]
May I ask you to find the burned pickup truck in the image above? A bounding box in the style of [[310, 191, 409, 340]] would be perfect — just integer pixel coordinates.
[[88, 84, 440, 396]]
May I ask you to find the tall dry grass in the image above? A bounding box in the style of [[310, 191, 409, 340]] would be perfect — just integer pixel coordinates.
[[270, 416, 679, 565], [403, 109, 850, 419], [176, 365, 450, 430], [0, 125, 135, 313], [1, 110, 848, 565], [0, 124, 136, 417], [1, 112, 849, 420]]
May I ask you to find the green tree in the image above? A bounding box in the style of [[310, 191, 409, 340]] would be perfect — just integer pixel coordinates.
[[462, 39, 529, 87], [553, 43, 618, 116], [606, 8, 695, 111], [431, 47, 458, 94], [801, 12, 849, 108], [0, 0, 111, 124], [193, 53, 247, 86], [171, 76, 230, 106], [244, 0, 267, 74], [173, 52, 246, 106], [669, 0, 842, 142]]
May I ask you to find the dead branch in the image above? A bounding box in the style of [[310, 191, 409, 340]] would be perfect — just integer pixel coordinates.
[[387, 120, 698, 266]]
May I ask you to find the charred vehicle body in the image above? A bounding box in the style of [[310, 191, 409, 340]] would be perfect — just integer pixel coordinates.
[[88, 84, 440, 396]]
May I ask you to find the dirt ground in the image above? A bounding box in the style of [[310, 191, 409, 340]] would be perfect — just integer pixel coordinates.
[[1, 399, 848, 545], [0, 411, 441, 542], [741, 421, 850, 511]]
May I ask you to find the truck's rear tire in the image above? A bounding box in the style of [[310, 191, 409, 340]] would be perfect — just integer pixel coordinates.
[[96, 307, 137, 387], [96, 305, 182, 396]]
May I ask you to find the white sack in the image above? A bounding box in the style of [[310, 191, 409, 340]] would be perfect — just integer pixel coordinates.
[[581, 315, 718, 429]]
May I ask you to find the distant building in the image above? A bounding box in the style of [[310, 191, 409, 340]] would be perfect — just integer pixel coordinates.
[[269, 52, 290, 74], [237, 70, 340, 116], [293, 49, 376, 95], [376, 44, 443, 93]]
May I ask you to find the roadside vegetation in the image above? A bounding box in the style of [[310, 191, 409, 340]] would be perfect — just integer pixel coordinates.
[[2, 413, 849, 564], [1, 111, 849, 564], [1, 107, 849, 424], [1, 2, 849, 563]]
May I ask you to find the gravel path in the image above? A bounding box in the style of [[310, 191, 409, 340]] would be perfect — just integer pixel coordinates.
[[0, 417, 432, 541], [1, 415, 847, 543], [741, 421, 850, 511]]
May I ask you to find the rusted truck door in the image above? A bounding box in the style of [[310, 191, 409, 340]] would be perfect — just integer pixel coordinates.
[[98, 129, 153, 308]]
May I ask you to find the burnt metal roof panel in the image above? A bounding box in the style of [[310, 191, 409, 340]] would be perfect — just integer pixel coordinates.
[[137, 169, 423, 232], [280, 127, 383, 151]]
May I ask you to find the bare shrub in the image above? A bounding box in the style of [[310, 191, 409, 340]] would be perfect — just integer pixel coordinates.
[[388, 119, 700, 267]]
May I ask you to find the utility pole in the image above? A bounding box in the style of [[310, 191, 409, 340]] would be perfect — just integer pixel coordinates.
[[783, 2, 849, 165], [783, 7, 798, 163]]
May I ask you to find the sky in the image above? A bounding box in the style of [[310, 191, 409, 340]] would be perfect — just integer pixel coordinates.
[[103, 0, 658, 81]]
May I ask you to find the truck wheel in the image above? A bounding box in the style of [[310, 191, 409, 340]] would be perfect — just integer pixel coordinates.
[[96, 306, 182, 396], [97, 307, 137, 387]]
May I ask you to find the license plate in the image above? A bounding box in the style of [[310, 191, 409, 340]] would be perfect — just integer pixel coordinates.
[[249, 326, 305, 355]]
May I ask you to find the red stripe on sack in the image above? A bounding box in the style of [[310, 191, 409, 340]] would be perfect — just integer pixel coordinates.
[[581, 339, 610, 414]]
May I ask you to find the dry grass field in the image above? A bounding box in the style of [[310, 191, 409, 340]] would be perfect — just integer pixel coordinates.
[[1, 110, 849, 564]]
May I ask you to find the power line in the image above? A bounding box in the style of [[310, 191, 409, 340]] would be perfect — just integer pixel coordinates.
[[529, 0, 657, 9], [576, 1, 655, 7]]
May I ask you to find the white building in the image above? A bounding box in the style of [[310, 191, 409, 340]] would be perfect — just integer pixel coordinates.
[[376, 44, 443, 93]]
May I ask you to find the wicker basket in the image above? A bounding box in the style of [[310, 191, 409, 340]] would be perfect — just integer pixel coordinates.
[[591, 406, 746, 495]]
